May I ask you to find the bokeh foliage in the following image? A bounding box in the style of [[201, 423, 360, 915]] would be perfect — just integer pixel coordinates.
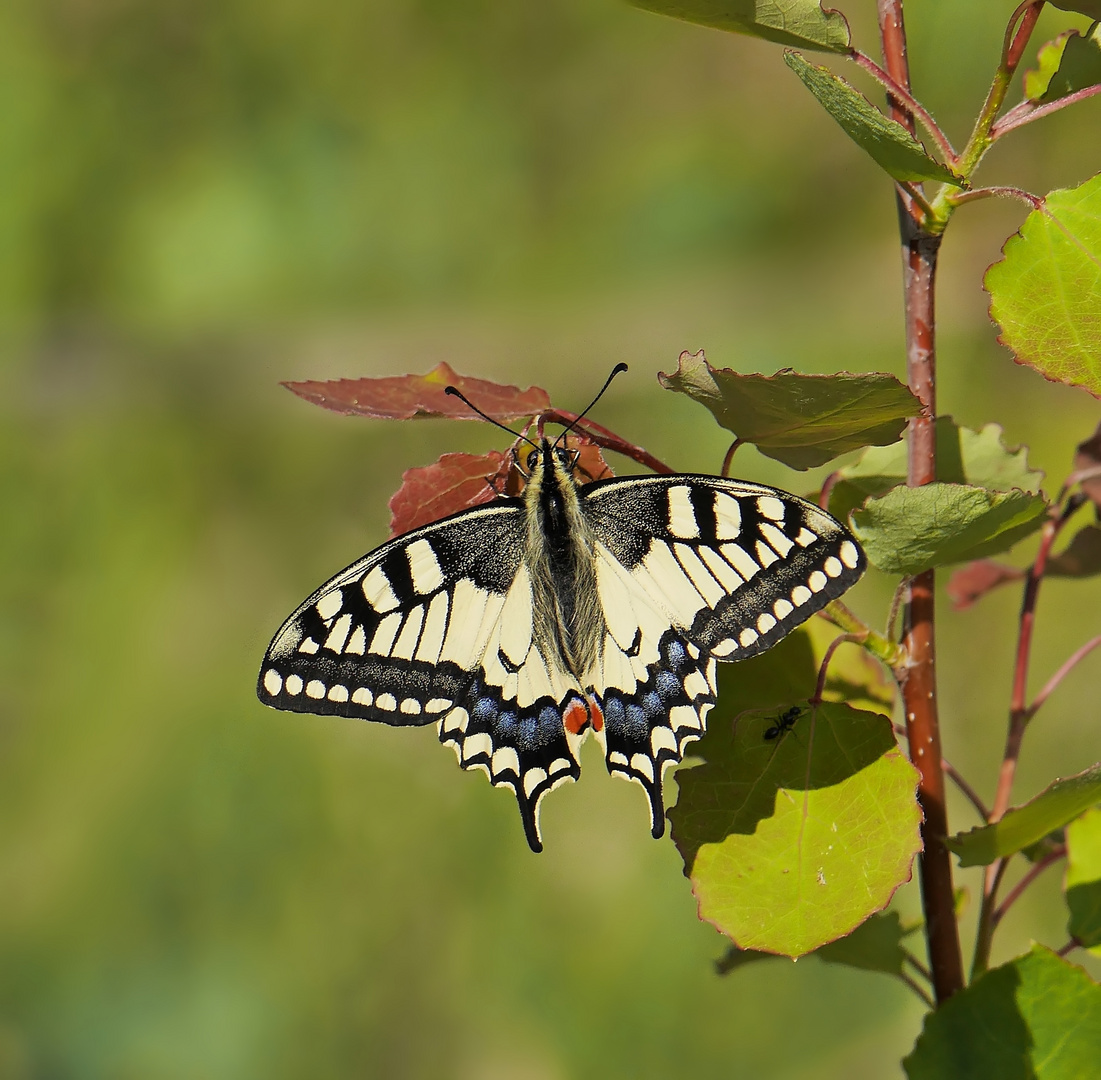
[[2, 1, 1100, 1077]]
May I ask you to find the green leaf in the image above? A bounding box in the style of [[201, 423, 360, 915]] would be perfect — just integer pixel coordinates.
[[986, 173, 1101, 398], [783, 52, 965, 186], [948, 764, 1101, 867], [625, 0, 850, 53], [658, 350, 921, 470], [1066, 807, 1101, 954], [1051, 2, 1101, 20], [850, 483, 1049, 577], [903, 945, 1101, 1080], [827, 417, 1044, 523], [1025, 24, 1101, 104], [671, 688, 921, 957], [717, 910, 914, 976]]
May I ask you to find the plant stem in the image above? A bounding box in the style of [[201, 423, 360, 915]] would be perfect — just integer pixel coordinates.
[[541, 409, 675, 474], [972, 859, 1010, 978], [1027, 634, 1101, 721], [992, 846, 1067, 928], [993, 83, 1101, 138], [879, 0, 964, 1004]]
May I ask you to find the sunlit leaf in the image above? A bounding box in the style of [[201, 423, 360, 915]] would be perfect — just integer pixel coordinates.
[[1066, 807, 1101, 954], [948, 764, 1101, 867], [783, 52, 964, 186], [626, 0, 850, 52], [671, 689, 920, 957], [284, 362, 551, 421], [986, 173, 1101, 398], [658, 350, 920, 470], [827, 417, 1044, 523], [850, 484, 1049, 577], [903, 946, 1101, 1079], [1025, 24, 1101, 104]]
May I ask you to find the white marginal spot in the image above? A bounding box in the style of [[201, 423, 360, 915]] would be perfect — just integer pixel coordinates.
[[630, 753, 655, 782], [711, 638, 738, 657], [327, 685, 349, 703], [316, 589, 343, 621], [406, 538, 445, 595], [352, 687, 373, 706], [840, 540, 860, 569], [808, 570, 829, 593], [609, 750, 630, 767], [391, 606, 424, 661], [415, 591, 449, 663], [795, 527, 818, 547], [263, 669, 282, 696], [651, 726, 678, 756], [492, 746, 520, 778], [760, 521, 795, 557], [755, 540, 780, 568], [362, 565, 400, 613], [792, 585, 813, 606], [774, 598, 794, 619], [345, 626, 366, 655], [324, 613, 353, 653], [720, 543, 759, 581], [462, 731, 493, 762], [757, 612, 777, 635], [667, 485, 700, 539], [376, 692, 397, 711], [824, 556, 844, 578], [549, 757, 573, 777], [285, 674, 303, 696], [713, 493, 743, 540], [298, 638, 320, 655], [669, 705, 700, 732], [757, 495, 786, 521], [425, 697, 453, 714], [698, 545, 743, 592], [739, 628, 759, 647], [523, 767, 548, 797], [400, 698, 422, 716], [442, 706, 469, 734], [683, 669, 710, 699], [674, 543, 725, 607], [370, 612, 403, 656], [306, 679, 326, 699]]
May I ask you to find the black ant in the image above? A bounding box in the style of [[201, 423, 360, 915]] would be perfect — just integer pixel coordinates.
[[764, 706, 803, 742]]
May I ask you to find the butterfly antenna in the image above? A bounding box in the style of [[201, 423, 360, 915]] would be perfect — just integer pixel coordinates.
[[444, 386, 539, 450], [553, 362, 628, 449]]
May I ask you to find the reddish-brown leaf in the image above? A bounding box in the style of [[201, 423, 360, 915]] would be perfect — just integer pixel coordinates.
[[1073, 421, 1101, 510], [946, 559, 1025, 611], [284, 362, 551, 422], [387, 434, 615, 537], [388, 451, 512, 536]]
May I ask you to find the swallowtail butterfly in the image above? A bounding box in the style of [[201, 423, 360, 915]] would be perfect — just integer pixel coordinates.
[[257, 373, 865, 851]]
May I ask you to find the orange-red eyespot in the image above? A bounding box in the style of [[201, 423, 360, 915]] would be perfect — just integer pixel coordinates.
[[563, 699, 589, 735], [588, 697, 604, 733]]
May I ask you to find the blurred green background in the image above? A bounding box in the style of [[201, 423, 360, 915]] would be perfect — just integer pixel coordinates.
[[2, 1, 1099, 1077]]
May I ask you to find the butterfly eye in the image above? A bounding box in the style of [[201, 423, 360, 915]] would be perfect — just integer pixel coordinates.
[[556, 448, 573, 468], [526, 450, 539, 471]]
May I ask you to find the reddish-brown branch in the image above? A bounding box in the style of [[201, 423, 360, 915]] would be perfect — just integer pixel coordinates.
[[1027, 635, 1101, 722], [810, 634, 865, 705], [880, 0, 963, 1004], [947, 186, 1042, 211], [992, 846, 1067, 928], [993, 83, 1101, 138], [721, 439, 743, 478], [943, 759, 991, 821], [1003, 3, 1045, 73]]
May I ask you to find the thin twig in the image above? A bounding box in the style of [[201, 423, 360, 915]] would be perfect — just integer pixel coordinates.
[[886, 578, 909, 643], [904, 950, 933, 983], [818, 470, 841, 512], [721, 439, 743, 478], [1027, 636, 1101, 722], [898, 181, 936, 222], [946, 186, 1042, 210], [810, 633, 864, 705], [540, 409, 675, 474], [1057, 938, 1081, 957], [943, 759, 990, 821], [993, 84, 1101, 139], [848, 49, 958, 162], [972, 858, 1011, 979], [992, 846, 1067, 928], [897, 971, 936, 1009]]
